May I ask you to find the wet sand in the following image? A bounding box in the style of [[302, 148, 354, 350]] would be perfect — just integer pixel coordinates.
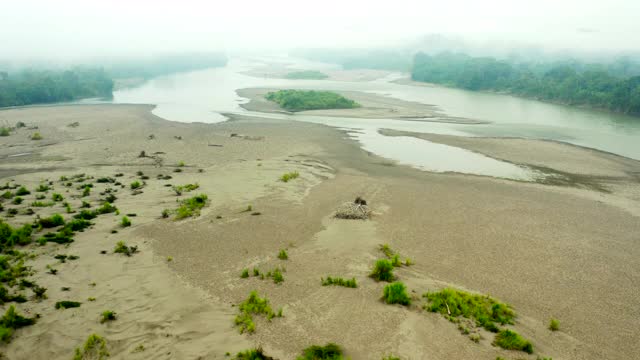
[[0, 105, 639, 359]]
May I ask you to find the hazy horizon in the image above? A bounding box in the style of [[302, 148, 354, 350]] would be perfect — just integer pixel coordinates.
[[2, 0, 640, 62]]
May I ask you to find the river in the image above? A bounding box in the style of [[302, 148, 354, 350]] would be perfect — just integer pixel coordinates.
[[113, 57, 640, 180]]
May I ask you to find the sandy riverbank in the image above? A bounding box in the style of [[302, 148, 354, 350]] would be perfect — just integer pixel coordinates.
[[237, 88, 485, 123], [0, 105, 639, 359]]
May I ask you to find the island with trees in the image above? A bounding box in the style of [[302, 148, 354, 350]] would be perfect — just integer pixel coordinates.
[[265, 89, 360, 111]]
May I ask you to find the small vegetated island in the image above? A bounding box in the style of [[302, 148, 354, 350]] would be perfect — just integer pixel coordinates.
[[265, 89, 360, 112], [284, 70, 329, 80]]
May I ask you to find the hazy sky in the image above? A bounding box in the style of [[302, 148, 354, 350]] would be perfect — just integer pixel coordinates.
[[2, 0, 640, 60]]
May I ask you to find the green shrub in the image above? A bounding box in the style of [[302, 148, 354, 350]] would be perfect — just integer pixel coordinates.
[[95, 202, 117, 215], [277, 249, 288, 260], [241, 269, 249, 278], [1, 191, 13, 199], [121, 216, 131, 227], [30, 132, 42, 140], [82, 186, 91, 197], [322, 276, 357, 288], [114, 241, 138, 256], [65, 218, 92, 232], [100, 310, 117, 323], [383, 282, 411, 306], [55, 301, 81, 309], [36, 184, 49, 192], [130, 181, 142, 190], [72, 333, 109, 360], [272, 268, 284, 284], [15, 187, 30, 196], [31, 201, 54, 207], [423, 288, 515, 332], [12, 197, 23, 205], [234, 291, 276, 333], [297, 343, 344, 360], [235, 347, 275, 360], [493, 329, 533, 354], [280, 171, 300, 182], [174, 194, 208, 220], [549, 318, 560, 331], [0, 305, 36, 342], [52, 193, 64, 202], [39, 214, 65, 228], [370, 259, 394, 282], [0, 127, 9, 137]]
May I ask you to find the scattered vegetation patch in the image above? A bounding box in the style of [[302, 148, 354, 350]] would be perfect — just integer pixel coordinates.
[[52, 193, 64, 202], [73, 333, 109, 360], [234, 291, 279, 333], [297, 343, 344, 360], [15, 187, 30, 196], [36, 184, 50, 192], [38, 214, 65, 228], [0, 305, 36, 342], [174, 194, 208, 220], [277, 249, 288, 260], [55, 301, 81, 309], [235, 347, 275, 360], [370, 259, 394, 282], [423, 288, 515, 333], [114, 241, 138, 256], [382, 282, 411, 306], [265, 89, 359, 112], [172, 183, 199, 195], [321, 276, 357, 288], [493, 329, 533, 354]]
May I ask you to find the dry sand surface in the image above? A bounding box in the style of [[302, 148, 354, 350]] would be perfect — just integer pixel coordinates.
[[237, 88, 485, 123], [0, 105, 639, 360]]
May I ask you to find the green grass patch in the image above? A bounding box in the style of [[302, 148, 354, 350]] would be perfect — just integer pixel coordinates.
[[114, 241, 138, 256], [31, 201, 54, 207], [297, 343, 344, 360], [0, 127, 9, 137], [285, 70, 329, 80], [174, 194, 208, 220], [549, 318, 559, 331], [130, 181, 142, 190], [0, 305, 36, 342], [277, 249, 288, 260], [279, 171, 300, 182], [265, 90, 359, 112], [370, 259, 394, 282], [241, 269, 249, 278], [55, 301, 81, 309], [73, 333, 109, 360], [493, 329, 533, 354], [383, 282, 411, 306], [38, 214, 65, 228], [235, 347, 275, 360], [30, 132, 42, 140], [15, 187, 30, 196], [100, 310, 117, 323], [234, 291, 279, 333], [36, 184, 50, 192], [121, 216, 131, 227], [423, 288, 515, 332], [321, 276, 357, 288]]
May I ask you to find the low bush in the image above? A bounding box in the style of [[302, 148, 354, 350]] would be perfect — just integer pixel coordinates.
[[370, 259, 394, 282], [549, 318, 560, 331], [0, 305, 36, 342], [241, 269, 249, 278], [38, 214, 65, 228], [297, 343, 344, 360], [280, 171, 300, 183], [0, 127, 9, 137], [272, 268, 284, 284], [30, 132, 42, 140], [114, 241, 138, 256], [52, 193, 64, 202], [15, 187, 30, 196], [174, 194, 208, 220], [55, 301, 81, 309], [234, 291, 278, 333], [382, 282, 411, 306], [130, 181, 142, 190], [121, 216, 131, 227], [321, 276, 357, 288], [235, 347, 275, 360], [31, 201, 54, 207], [100, 310, 117, 323], [277, 249, 288, 260], [36, 184, 50, 192], [12, 197, 23, 205], [493, 329, 533, 354], [72, 333, 109, 360]]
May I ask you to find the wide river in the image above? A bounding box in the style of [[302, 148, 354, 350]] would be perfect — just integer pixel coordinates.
[[113, 57, 640, 180]]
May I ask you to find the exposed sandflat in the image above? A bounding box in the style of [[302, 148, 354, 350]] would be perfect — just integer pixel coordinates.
[[0, 105, 638, 360]]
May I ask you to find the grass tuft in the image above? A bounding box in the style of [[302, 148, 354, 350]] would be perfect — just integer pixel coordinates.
[[174, 194, 208, 220], [55, 301, 81, 309], [493, 329, 533, 354], [277, 249, 288, 260], [73, 333, 109, 360], [234, 291, 277, 333], [114, 241, 138, 256], [549, 318, 560, 331], [370, 259, 394, 282], [100, 310, 117, 323], [297, 343, 344, 360], [280, 171, 300, 183], [321, 276, 357, 288], [120, 216, 131, 227], [235, 347, 275, 360], [382, 282, 411, 306]]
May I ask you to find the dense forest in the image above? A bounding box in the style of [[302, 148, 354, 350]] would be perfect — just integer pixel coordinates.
[[411, 52, 640, 115], [0, 53, 228, 108], [0, 68, 113, 108], [265, 90, 360, 111]]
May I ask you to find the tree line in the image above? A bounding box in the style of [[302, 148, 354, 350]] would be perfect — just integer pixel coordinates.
[[411, 52, 640, 115]]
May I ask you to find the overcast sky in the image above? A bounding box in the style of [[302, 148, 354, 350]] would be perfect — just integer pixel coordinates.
[[2, 0, 639, 60]]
